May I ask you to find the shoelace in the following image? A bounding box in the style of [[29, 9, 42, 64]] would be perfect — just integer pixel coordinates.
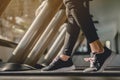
[[49, 57, 62, 66], [84, 52, 96, 68]]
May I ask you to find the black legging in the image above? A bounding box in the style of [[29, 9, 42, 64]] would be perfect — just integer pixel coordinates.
[[63, 0, 99, 56]]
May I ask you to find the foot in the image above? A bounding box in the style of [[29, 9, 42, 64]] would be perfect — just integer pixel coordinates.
[[83, 47, 116, 72], [41, 57, 75, 71]]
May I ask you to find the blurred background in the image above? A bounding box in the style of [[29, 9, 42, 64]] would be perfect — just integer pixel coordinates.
[[0, 0, 44, 43]]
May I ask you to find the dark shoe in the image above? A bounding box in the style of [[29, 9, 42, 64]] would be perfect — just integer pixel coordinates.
[[41, 57, 75, 71], [83, 47, 116, 72]]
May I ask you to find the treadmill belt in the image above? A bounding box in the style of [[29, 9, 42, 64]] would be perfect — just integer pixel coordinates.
[[0, 70, 120, 77]]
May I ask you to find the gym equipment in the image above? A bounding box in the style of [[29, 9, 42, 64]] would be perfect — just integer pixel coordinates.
[[0, 39, 17, 48], [8, 0, 63, 64], [0, 62, 36, 71]]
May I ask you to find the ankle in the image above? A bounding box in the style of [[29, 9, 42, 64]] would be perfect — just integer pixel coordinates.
[[60, 54, 70, 61], [90, 40, 104, 54], [92, 48, 104, 54]]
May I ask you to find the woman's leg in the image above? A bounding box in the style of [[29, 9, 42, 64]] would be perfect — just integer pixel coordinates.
[[69, 3, 104, 53], [60, 10, 80, 61], [61, 0, 103, 61], [41, 2, 81, 71]]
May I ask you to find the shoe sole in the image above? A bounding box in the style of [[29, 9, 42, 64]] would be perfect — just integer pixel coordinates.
[[98, 51, 116, 72], [41, 65, 75, 72]]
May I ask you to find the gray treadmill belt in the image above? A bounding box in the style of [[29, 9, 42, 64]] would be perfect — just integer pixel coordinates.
[[0, 70, 120, 77]]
